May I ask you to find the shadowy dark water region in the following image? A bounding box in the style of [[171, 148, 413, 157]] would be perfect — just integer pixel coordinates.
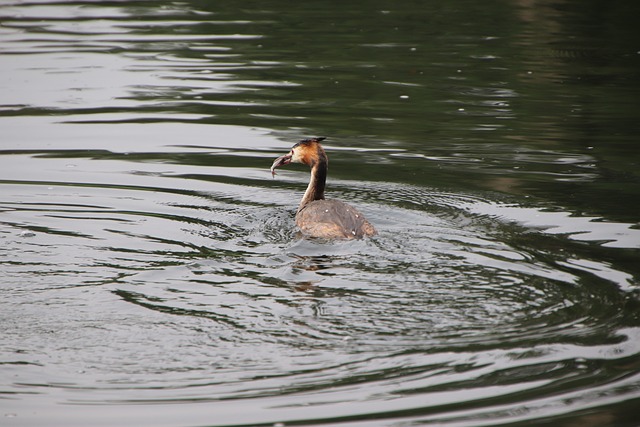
[[1, 1, 639, 426]]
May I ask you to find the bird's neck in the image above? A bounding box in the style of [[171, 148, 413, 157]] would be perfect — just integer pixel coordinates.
[[298, 155, 327, 212]]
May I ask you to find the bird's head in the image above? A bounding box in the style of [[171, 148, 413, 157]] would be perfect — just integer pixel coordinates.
[[270, 137, 326, 177]]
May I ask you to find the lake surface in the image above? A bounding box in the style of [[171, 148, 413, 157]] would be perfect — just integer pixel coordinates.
[[1, 1, 640, 426]]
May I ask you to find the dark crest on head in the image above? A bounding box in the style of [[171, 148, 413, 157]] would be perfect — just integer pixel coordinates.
[[294, 137, 326, 149]]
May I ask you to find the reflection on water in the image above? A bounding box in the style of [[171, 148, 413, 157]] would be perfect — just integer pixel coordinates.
[[1, 1, 639, 426]]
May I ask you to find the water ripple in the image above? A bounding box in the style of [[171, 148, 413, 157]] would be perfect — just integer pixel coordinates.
[[1, 1, 639, 426]]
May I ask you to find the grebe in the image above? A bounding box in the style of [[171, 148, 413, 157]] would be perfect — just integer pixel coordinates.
[[271, 137, 377, 239]]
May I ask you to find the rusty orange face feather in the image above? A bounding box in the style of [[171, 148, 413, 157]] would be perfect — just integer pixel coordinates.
[[270, 137, 326, 177]]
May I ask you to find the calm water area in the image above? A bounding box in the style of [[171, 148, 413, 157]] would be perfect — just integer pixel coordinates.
[[1, 1, 640, 426]]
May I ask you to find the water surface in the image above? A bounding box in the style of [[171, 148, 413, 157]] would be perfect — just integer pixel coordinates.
[[1, 1, 639, 426]]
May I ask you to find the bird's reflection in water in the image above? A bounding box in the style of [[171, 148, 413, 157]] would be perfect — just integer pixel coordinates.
[[285, 254, 335, 295]]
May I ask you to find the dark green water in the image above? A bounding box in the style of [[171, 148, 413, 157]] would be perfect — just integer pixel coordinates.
[[1, 1, 639, 426]]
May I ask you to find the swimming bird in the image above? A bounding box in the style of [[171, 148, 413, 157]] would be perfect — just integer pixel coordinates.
[[271, 137, 377, 239]]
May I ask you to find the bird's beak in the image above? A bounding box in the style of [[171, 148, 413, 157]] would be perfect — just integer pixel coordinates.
[[270, 153, 292, 177]]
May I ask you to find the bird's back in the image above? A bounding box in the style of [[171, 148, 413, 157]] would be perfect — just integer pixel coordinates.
[[295, 199, 377, 239]]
